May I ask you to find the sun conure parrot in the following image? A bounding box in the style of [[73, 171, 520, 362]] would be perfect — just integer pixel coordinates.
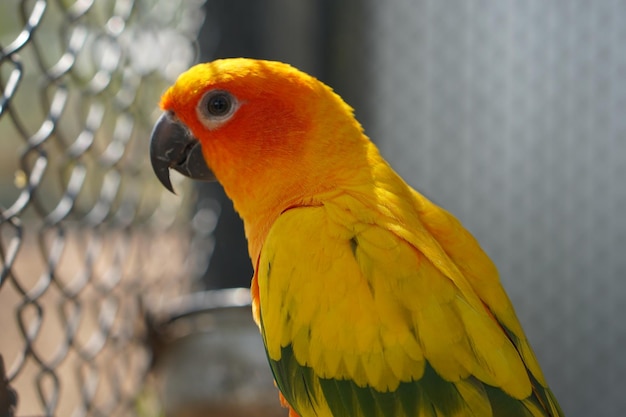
[[149, 58, 563, 417]]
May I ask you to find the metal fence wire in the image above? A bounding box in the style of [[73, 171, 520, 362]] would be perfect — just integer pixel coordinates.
[[0, 1, 212, 416]]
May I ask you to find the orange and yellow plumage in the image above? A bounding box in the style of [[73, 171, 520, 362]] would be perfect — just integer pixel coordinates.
[[152, 58, 564, 417]]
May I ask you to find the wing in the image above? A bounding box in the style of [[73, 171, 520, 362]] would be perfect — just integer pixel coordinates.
[[256, 194, 562, 417]]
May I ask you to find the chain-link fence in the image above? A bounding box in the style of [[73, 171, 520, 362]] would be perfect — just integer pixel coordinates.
[[0, 1, 213, 416]]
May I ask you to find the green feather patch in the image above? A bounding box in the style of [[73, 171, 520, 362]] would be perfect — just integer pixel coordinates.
[[267, 344, 519, 417], [266, 343, 562, 417]]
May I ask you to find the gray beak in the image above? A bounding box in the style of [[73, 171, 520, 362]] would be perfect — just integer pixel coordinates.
[[149, 112, 215, 193]]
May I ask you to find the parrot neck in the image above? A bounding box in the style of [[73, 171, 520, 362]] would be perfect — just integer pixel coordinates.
[[226, 137, 389, 263], [230, 179, 343, 263]]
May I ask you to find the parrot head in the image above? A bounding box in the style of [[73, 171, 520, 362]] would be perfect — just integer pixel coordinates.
[[150, 58, 367, 216]]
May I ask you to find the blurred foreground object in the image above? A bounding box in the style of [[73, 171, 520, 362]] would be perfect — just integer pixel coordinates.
[[0, 355, 18, 417]]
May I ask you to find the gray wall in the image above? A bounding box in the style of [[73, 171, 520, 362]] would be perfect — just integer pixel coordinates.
[[370, 2, 625, 416]]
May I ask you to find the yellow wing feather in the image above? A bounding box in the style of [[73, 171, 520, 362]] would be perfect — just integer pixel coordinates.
[[257, 155, 561, 417], [261, 197, 528, 391]]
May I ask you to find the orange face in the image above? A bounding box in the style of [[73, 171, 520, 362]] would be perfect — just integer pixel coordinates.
[[159, 59, 324, 186]]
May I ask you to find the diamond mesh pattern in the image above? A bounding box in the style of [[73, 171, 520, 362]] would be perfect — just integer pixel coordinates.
[[0, 1, 210, 416]]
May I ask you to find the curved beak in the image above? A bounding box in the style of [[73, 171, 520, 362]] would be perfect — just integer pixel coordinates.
[[149, 112, 215, 193]]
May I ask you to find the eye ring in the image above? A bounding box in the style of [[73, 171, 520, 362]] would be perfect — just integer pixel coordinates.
[[197, 89, 239, 129]]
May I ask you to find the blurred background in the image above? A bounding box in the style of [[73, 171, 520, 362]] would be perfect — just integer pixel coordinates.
[[0, 1, 624, 417]]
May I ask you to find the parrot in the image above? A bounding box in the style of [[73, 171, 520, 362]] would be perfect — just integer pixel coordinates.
[[149, 58, 564, 417]]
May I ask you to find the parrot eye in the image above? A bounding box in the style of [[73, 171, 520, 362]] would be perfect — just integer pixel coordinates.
[[206, 92, 232, 116], [197, 89, 239, 129]]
